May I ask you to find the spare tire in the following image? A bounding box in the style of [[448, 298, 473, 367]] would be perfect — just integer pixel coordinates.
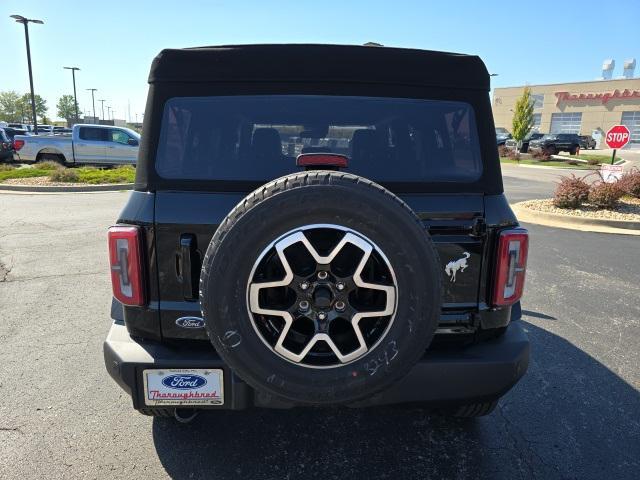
[[200, 171, 441, 404]]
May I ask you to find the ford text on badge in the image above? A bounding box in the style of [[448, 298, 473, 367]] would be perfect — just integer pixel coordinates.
[[162, 374, 207, 389], [175, 316, 205, 328]]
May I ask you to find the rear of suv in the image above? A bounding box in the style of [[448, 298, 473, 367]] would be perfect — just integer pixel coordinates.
[[104, 44, 530, 421], [529, 133, 581, 155]]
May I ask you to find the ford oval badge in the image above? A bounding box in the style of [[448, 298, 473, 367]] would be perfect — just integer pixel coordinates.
[[176, 316, 205, 328], [162, 374, 207, 390]]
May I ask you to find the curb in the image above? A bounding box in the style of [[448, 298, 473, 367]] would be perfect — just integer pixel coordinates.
[[553, 155, 627, 167], [0, 183, 134, 193], [512, 202, 640, 236], [504, 163, 596, 172]]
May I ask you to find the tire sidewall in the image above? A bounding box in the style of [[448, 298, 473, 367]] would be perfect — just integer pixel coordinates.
[[201, 178, 441, 404]]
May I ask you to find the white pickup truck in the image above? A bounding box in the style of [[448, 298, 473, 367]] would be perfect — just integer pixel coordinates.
[[13, 124, 140, 165]]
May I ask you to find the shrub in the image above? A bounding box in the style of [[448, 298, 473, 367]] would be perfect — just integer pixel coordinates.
[[531, 150, 551, 161], [553, 174, 590, 208], [618, 169, 640, 198], [49, 168, 79, 183], [36, 160, 63, 171], [0, 164, 15, 172], [587, 182, 624, 208]]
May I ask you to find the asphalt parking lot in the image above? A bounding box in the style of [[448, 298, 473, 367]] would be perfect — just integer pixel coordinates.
[[0, 168, 638, 479]]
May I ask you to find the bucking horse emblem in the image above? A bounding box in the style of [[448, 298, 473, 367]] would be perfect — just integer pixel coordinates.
[[445, 252, 470, 283]]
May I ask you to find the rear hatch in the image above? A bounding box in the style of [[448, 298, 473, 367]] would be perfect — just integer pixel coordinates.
[[150, 94, 489, 342]]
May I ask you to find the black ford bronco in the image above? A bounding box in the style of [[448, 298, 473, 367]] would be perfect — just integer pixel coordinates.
[[104, 44, 530, 421]]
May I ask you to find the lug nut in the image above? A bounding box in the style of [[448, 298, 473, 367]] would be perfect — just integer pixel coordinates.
[[298, 300, 310, 312], [335, 301, 346, 312], [317, 312, 327, 320], [300, 281, 309, 290], [317, 271, 328, 280], [336, 282, 345, 291]]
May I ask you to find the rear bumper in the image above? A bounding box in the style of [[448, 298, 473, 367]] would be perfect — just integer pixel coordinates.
[[104, 321, 529, 410]]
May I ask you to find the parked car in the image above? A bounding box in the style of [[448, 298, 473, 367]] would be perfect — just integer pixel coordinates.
[[13, 124, 140, 165], [495, 128, 512, 146], [35, 124, 54, 135], [579, 135, 596, 150], [7, 123, 31, 131], [53, 126, 72, 135], [496, 133, 512, 146], [104, 44, 530, 422], [2, 127, 30, 141], [529, 133, 582, 155], [0, 128, 15, 161], [504, 132, 544, 153]]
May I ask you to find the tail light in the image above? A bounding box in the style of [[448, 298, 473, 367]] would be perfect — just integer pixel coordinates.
[[13, 139, 25, 150], [108, 226, 146, 306], [492, 228, 528, 306]]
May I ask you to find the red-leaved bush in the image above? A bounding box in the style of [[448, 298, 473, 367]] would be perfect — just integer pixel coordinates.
[[587, 182, 624, 208], [618, 169, 640, 198], [553, 174, 590, 208], [531, 150, 551, 161]]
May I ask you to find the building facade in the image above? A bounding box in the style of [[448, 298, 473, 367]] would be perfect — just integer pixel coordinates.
[[492, 78, 640, 146]]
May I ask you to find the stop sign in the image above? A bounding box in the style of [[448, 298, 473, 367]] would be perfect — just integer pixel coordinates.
[[605, 125, 631, 149]]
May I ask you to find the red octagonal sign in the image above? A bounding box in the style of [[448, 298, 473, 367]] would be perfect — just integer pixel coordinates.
[[605, 125, 631, 149]]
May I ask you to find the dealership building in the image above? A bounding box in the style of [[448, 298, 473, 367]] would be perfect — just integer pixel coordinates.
[[492, 60, 640, 147]]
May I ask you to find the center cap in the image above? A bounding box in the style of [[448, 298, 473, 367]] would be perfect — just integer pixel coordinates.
[[312, 286, 333, 309]]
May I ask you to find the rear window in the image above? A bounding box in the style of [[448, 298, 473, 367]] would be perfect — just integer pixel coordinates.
[[79, 127, 108, 141], [155, 95, 482, 183]]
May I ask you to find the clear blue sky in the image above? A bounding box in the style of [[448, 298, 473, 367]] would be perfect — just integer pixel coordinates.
[[3, 0, 639, 122]]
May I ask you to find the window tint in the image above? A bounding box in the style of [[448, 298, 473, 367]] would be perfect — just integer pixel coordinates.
[[79, 127, 108, 141], [156, 95, 482, 183], [110, 130, 132, 145]]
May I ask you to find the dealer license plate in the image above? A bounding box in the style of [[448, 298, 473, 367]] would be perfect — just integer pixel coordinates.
[[143, 369, 224, 406]]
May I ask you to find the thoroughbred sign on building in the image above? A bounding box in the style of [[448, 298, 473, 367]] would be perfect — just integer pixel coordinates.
[[492, 77, 640, 147]]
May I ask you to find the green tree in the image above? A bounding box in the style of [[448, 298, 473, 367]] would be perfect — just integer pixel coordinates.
[[18, 93, 48, 123], [0, 90, 23, 122], [511, 86, 534, 154], [57, 95, 81, 123]]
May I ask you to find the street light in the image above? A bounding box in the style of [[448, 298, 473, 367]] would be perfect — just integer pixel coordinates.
[[10, 14, 44, 135], [63, 66, 80, 123], [86, 88, 97, 123], [98, 99, 106, 123]]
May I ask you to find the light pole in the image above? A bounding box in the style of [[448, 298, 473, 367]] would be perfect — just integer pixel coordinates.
[[86, 88, 97, 123], [63, 66, 80, 123], [106, 106, 111, 122], [98, 99, 105, 123], [10, 14, 44, 134]]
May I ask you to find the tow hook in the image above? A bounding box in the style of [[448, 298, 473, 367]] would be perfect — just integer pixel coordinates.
[[174, 408, 199, 424]]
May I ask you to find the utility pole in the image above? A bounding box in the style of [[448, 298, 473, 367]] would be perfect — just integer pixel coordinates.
[[63, 67, 80, 123], [98, 99, 106, 123], [10, 14, 44, 134], [86, 88, 97, 123]]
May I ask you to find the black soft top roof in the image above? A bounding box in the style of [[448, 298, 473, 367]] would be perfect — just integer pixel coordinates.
[[148, 44, 489, 90]]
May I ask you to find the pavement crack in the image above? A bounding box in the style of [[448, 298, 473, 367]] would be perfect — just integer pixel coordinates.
[[0, 426, 23, 434], [3, 270, 103, 283]]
